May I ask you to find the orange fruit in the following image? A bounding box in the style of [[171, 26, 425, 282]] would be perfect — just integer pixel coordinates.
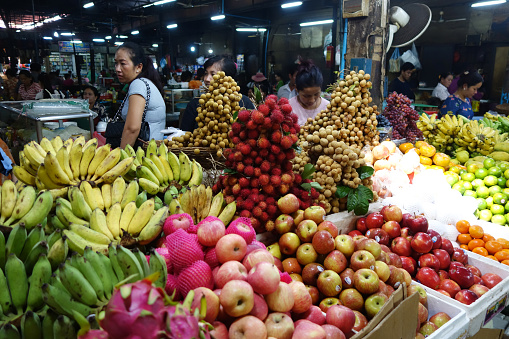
[[415, 140, 429, 149], [495, 249, 509, 261], [419, 156, 433, 166], [399, 143, 414, 153], [460, 244, 469, 250], [483, 234, 495, 243], [501, 260, 509, 266], [468, 239, 485, 251], [420, 144, 437, 158], [486, 255, 499, 262], [433, 152, 451, 168], [456, 220, 471, 234], [496, 238, 509, 249], [472, 247, 488, 256], [457, 234, 473, 245], [469, 225, 484, 239], [485, 241, 503, 255]]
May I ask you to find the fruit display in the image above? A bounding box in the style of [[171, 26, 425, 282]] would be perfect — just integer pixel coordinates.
[[295, 70, 378, 214], [165, 70, 243, 156], [480, 112, 509, 135], [213, 95, 315, 232], [383, 92, 423, 142], [410, 284, 452, 337], [353, 205, 504, 306]]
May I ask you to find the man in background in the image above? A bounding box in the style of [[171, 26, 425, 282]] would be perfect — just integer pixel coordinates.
[[389, 62, 415, 100], [278, 63, 299, 99]]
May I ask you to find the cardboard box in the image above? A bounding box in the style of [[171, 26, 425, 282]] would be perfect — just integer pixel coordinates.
[[467, 328, 504, 339]]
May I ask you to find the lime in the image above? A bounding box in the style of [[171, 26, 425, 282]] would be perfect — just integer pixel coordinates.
[[474, 168, 489, 180], [504, 169, 509, 180], [488, 166, 503, 177], [477, 198, 488, 210], [489, 185, 503, 196], [464, 190, 477, 198], [503, 188, 509, 195], [486, 196, 494, 207], [452, 183, 466, 194], [476, 186, 490, 198], [479, 209, 493, 221], [491, 204, 505, 215], [445, 173, 459, 186], [484, 175, 498, 187], [472, 179, 485, 189], [461, 172, 476, 182], [505, 213, 509, 224], [459, 169, 467, 176], [498, 177, 507, 188], [504, 200, 509, 212], [499, 162, 509, 172], [456, 150, 470, 164], [484, 157, 496, 169], [493, 192, 508, 205], [491, 214, 506, 225], [449, 166, 462, 174]]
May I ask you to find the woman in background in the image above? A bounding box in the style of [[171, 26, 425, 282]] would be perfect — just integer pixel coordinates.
[[83, 85, 107, 124], [289, 60, 329, 125], [431, 72, 453, 101], [17, 70, 41, 100], [439, 71, 483, 119]]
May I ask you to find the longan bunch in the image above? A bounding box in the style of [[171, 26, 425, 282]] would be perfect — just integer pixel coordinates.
[[166, 71, 242, 157]]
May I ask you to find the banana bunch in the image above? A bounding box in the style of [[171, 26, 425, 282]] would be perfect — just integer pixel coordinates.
[[0, 310, 77, 339], [497, 115, 509, 133], [14, 136, 134, 190], [173, 184, 237, 225], [129, 140, 203, 194], [453, 120, 506, 155], [480, 116, 502, 131]]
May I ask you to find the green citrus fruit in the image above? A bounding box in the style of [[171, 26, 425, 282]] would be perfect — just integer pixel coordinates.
[[484, 175, 498, 187], [484, 158, 496, 169], [478, 209, 493, 221], [474, 168, 489, 180], [476, 186, 490, 199]]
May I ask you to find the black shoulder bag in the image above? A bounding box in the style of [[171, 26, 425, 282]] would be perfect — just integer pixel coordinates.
[[105, 78, 151, 149]]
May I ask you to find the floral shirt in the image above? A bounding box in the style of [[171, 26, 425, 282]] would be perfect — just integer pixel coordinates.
[[92, 101, 107, 121], [439, 94, 473, 119], [18, 82, 41, 100]]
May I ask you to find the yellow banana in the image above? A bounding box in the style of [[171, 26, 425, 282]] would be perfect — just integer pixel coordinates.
[[138, 178, 159, 195], [188, 160, 203, 186], [87, 145, 111, 180], [158, 154, 174, 181], [106, 203, 122, 239], [51, 136, 64, 152], [0, 180, 17, 224], [121, 180, 139, 209], [111, 177, 126, 207], [142, 157, 164, 184], [56, 147, 74, 183], [13, 166, 36, 186], [40, 137, 56, 155], [44, 151, 71, 185], [178, 152, 192, 183], [69, 144, 83, 181], [167, 151, 180, 181], [24, 143, 45, 168], [63, 138, 73, 154], [149, 153, 168, 184], [218, 201, 236, 225], [19, 151, 37, 176], [90, 208, 115, 241], [73, 135, 86, 148], [91, 148, 121, 181], [127, 199, 155, 236], [101, 184, 112, 211], [93, 187, 105, 210], [136, 206, 169, 245], [79, 139, 98, 180], [119, 201, 137, 235], [37, 164, 63, 189], [208, 192, 224, 217], [99, 157, 135, 184], [80, 181, 99, 210], [31, 141, 47, 158]]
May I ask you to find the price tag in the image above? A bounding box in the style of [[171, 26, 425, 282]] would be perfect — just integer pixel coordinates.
[[484, 294, 508, 325]]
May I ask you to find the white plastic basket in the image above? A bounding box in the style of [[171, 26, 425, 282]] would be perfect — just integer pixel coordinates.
[[424, 286, 468, 339]]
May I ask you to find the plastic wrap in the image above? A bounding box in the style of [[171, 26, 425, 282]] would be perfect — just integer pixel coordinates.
[[22, 99, 89, 115]]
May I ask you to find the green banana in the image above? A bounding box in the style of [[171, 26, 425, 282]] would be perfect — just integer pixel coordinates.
[[5, 224, 27, 258], [142, 157, 165, 185], [46, 229, 62, 249], [59, 262, 99, 306], [19, 224, 44, 262], [0, 267, 13, 314], [68, 223, 111, 245], [146, 139, 157, 157], [14, 191, 53, 230], [21, 310, 42, 339], [164, 190, 174, 206], [159, 143, 168, 157], [125, 143, 137, 159], [149, 152, 169, 184], [107, 244, 125, 282], [90, 208, 115, 241], [154, 195, 163, 210], [24, 241, 49, 275], [27, 254, 52, 312], [136, 165, 160, 186], [0, 231, 5, 269], [97, 251, 118, 286], [56, 197, 72, 211], [137, 206, 169, 245], [56, 203, 88, 227], [149, 249, 168, 289], [0, 324, 21, 339], [72, 253, 106, 302], [167, 151, 180, 181], [48, 238, 68, 271], [135, 146, 145, 166], [53, 315, 77, 338], [132, 248, 150, 278], [121, 180, 139, 209], [178, 152, 192, 183], [49, 214, 66, 230], [41, 310, 58, 339], [5, 253, 29, 314], [69, 187, 92, 221], [116, 245, 143, 282], [136, 191, 148, 208], [4, 185, 36, 226], [138, 177, 160, 195], [62, 230, 109, 255], [84, 247, 113, 299]]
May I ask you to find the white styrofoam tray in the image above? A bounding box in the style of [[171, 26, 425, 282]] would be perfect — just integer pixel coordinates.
[[424, 285, 468, 339]]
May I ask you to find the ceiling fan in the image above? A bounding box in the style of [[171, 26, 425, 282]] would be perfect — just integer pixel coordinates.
[[432, 11, 467, 23], [273, 25, 301, 36], [176, 0, 214, 8]]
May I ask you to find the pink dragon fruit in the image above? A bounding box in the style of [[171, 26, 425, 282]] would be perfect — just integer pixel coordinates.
[[163, 213, 194, 235], [99, 279, 167, 339], [78, 329, 110, 339]]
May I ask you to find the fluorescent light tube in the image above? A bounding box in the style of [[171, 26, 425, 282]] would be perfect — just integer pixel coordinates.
[[236, 28, 258, 32], [208, 49, 213, 54], [70, 40, 82, 43], [281, 1, 302, 8], [93, 38, 105, 42], [472, 0, 506, 6], [131, 30, 139, 35], [115, 42, 124, 46], [83, 2, 94, 8], [167, 24, 178, 29], [211, 14, 225, 20], [61, 32, 74, 36], [300, 19, 333, 26], [119, 35, 128, 38], [152, 43, 159, 47], [105, 35, 112, 39], [43, 37, 52, 40]]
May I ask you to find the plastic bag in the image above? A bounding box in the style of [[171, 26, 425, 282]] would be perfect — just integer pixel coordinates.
[[411, 43, 422, 70], [400, 43, 422, 70], [389, 47, 400, 73]]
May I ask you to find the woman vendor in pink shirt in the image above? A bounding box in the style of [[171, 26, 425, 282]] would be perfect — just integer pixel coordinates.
[[289, 60, 330, 126]]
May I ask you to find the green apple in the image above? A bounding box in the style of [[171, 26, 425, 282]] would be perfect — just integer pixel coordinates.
[[267, 242, 282, 259]]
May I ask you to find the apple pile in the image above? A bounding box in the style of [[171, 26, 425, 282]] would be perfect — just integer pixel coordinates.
[[409, 284, 452, 338], [353, 205, 504, 306], [213, 95, 318, 232]]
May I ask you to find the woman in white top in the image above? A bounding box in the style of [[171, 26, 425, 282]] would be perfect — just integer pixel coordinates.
[[431, 72, 453, 101], [289, 60, 330, 126]]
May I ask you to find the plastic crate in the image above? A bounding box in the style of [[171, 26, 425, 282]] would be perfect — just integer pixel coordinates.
[[415, 251, 509, 336], [425, 286, 468, 339]]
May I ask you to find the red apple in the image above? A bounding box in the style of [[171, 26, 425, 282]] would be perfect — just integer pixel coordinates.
[[353, 268, 380, 294], [220, 280, 254, 317], [411, 232, 433, 253], [482, 273, 503, 289], [366, 228, 390, 246], [324, 250, 348, 274], [304, 206, 326, 224], [382, 220, 401, 238], [248, 262, 281, 295], [296, 220, 318, 242], [340, 268, 355, 289], [365, 292, 388, 318], [326, 305, 356, 334], [306, 285, 320, 305], [418, 254, 440, 272], [378, 251, 391, 265], [278, 194, 300, 214], [265, 312, 294, 339], [449, 265, 475, 289], [451, 248, 468, 264], [386, 284, 395, 296], [191, 287, 220, 323], [349, 230, 362, 237], [400, 226, 411, 239], [386, 266, 406, 288], [293, 320, 326, 339], [243, 249, 275, 272], [391, 237, 412, 256], [289, 281, 313, 314], [339, 288, 364, 311], [378, 280, 389, 296], [427, 229, 442, 250], [407, 284, 427, 305], [469, 284, 490, 298], [215, 261, 248, 288], [439, 279, 460, 298], [366, 212, 384, 229], [216, 234, 248, 263], [352, 310, 368, 331], [335, 235, 355, 258], [210, 321, 228, 339], [275, 214, 295, 234], [294, 305, 326, 325], [417, 301, 428, 324], [356, 217, 367, 234], [279, 232, 301, 256], [302, 263, 325, 286], [318, 221, 339, 238], [381, 204, 403, 222], [436, 289, 451, 297], [374, 261, 390, 282], [317, 270, 343, 297], [249, 293, 269, 320], [282, 258, 302, 274], [265, 282, 295, 312], [350, 250, 376, 271], [321, 324, 346, 339], [466, 265, 482, 278], [229, 315, 267, 339], [312, 230, 335, 255], [473, 275, 483, 285], [273, 256, 283, 272], [319, 297, 341, 313], [416, 267, 440, 289], [440, 239, 454, 256], [438, 270, 449, 281], [388, 252, 403, 268], [197, 218, 225, 247], [419, 321, 438, 337], [455, 289, 479, 305], [400, 256, 417, 276], [403, 214, 428, 235], [355, 239, 382, 260], [293, 209, 305, 226], [429, 312, 451, 328], [432, 249, 451, 270]]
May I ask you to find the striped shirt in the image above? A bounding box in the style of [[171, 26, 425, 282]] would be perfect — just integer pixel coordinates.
[[18, 82, 41, 100]]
